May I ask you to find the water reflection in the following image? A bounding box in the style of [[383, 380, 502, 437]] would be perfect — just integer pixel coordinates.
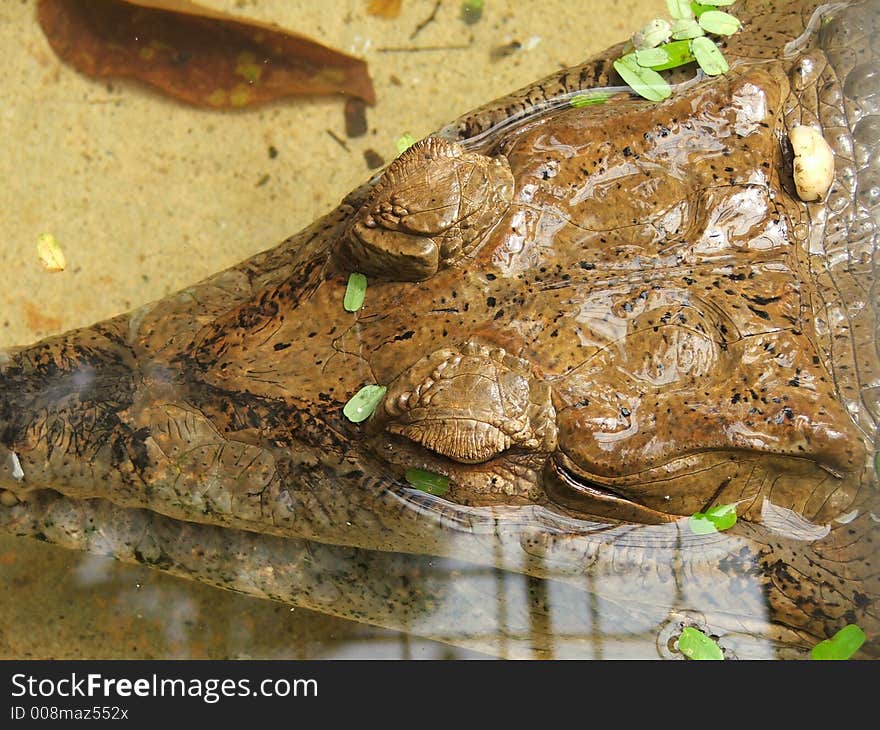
[[0, 534, 486, 659], [4, 491, 831, 660]]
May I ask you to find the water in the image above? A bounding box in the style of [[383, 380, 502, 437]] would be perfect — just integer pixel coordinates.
[[0, 0, 667, 659], [3, 0, 876, 661]]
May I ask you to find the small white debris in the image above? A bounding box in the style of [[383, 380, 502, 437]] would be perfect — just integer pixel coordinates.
[[8, 451, 24, 481], [789, 125, 834, 202], [36, 233, 66, 272], [834, 509, 860, 524]]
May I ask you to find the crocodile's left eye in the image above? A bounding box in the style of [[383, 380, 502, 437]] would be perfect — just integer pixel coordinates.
[[376, 341, 557, 463], [341, 138, 514, 282]]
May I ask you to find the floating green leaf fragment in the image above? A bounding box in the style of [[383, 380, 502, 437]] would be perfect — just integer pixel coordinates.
[[671, 17, 704, 39], [632, 18, 672, 49], [811, 624, 866, 660], [689, 515, 716, 534], [678, 627, 724, 660], [36, 233, 66, 272], [613, 54, 671, 102], [689, 502, 737, 534], [692, 35, 729, 75], [569, 91, 612, 108], [706, 503, 737, 528], [395, 132, 416, 154], [343, 272, 367, 312], [635, 47, 670, 68], [404, 468, 450, 496], [667, 0, 693, 19], [699, 0, 735, 6], [698, 9, 741, 35], [343, 384, 387, 423], [648, 40, 696, 70], [690, 1, 715, 15], [461, 0, 484, 25]]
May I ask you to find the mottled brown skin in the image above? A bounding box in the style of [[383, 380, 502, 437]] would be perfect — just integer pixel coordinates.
[[1, 0, 878, 658]]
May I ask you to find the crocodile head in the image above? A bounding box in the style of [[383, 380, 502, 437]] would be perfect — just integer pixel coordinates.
[[1, 0, 878, 658]]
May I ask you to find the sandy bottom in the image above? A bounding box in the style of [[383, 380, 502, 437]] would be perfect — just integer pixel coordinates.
[[0, 0, 663, 658]]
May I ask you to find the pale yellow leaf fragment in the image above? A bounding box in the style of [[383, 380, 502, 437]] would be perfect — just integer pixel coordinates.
[[36, 233, 66, 272]]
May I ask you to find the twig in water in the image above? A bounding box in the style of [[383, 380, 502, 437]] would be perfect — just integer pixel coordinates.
[[411, 0, 442, 40]]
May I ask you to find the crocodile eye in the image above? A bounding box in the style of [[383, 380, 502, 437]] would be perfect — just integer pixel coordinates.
[[341, 138, 514, 282], [378, 342, 557, 463], [347, 221, 440, 281]]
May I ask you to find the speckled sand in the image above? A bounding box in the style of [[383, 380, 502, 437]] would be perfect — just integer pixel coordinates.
[[0, 0, 662, 659]]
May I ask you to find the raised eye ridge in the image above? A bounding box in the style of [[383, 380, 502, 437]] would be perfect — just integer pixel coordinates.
[[339, 137, 514, 281], [379, 341, 557, 463]]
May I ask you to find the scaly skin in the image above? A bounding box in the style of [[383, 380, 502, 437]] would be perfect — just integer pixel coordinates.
[[1, 0, 877, 658]]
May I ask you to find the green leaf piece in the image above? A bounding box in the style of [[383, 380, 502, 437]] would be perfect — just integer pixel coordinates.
[[635, 47, 670, 68], [649, 40, 696, 70], [461, 0, 484, 25], [689, 502, 737, 534], [343, 272, 367, 312], [706, 503, 737, 529], [698, 9, 741, 35], [671, 17, 704, 39], [395, 132, 416, 154], [699, 0, 735, 5], [632, 18, 672, 49], [667, 0, 694, 19], [688, 514, 717, 535], [404, 468, 450, 496], [613, 54, 672, 102], [811, 624, 867, 660], [569, 91, 612, 107], [692, 35, 729, 75], [678, 627, 724, 660], [343, 384, 387, 423], [690, 2, 715, 17]]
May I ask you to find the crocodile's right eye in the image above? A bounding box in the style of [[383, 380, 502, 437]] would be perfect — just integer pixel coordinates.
[[376, 341, 557, 463], [341, 137, 514, 282]]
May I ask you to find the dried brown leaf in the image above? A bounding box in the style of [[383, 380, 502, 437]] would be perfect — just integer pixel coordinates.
[[37, 0, 375, 108]]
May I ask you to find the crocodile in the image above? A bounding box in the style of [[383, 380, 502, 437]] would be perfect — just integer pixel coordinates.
[[1, 0, 878, 659]]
